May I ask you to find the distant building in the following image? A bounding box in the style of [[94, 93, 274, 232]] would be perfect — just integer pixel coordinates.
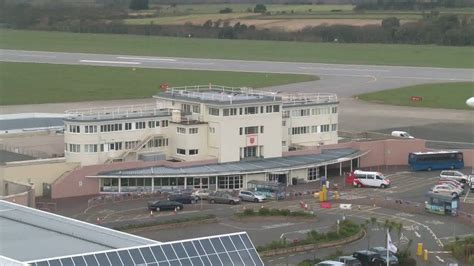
[[64, 85, 339, 166]]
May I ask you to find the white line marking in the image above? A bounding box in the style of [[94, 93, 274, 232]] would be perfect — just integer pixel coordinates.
[[79, 60, 141, 65], [299, 66, 389, 72], [435, 255, 444, 263], [415, 231, 421, 238], [117, 56, 177, 62], [463, 189, 470, 202], [17, 54, 57, 58]]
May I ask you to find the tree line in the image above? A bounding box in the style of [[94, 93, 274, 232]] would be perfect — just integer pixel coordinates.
[[1, 1, 473, 46]]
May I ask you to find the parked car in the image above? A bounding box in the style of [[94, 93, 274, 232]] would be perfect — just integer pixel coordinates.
[[469, 175, 474, 191], [440, 170, 469, 183], [192, 189, 211, 200], [352, 250, 381, 266], [438, 179, 464, 189], [208, 191, 241, 205], [317, 261, 345, 266], [147, 200, 183, 212], [168, 194, 198, 204], [338, 256, 362, 266], [369, 247, 399, 265], [238, 190, 267, 202], [391, 131, 414, 139], [431, 184, 462, 197]]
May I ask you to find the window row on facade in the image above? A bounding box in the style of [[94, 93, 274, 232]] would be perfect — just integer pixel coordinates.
[[67, 120, 169, 134], [283, 106, 337, 118], [290, 124, 337, 135], [100, 175, 244, 192], [209, 105, 280, 116], [177, 127, 199, 134], [66, 138, 169, 153], [239, 126, 264, 135], [176, 148, 199, 156]]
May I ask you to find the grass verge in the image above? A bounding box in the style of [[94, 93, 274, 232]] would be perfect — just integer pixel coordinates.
[[357, 82, 474, 110], [113, 214, 216, 231], [257, 219, 360, 252], [1, 30, 473, 68], [0, 61, 316, 105], [235, 207, 314, 218]]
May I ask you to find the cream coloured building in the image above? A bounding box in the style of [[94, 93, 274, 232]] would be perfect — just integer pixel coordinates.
[[64, 86, 339, 166]]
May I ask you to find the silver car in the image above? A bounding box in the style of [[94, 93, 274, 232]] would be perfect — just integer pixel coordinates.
[[208, 191, 241, 205], [239, 190, 267, 203], [440, 170, 468, 183]]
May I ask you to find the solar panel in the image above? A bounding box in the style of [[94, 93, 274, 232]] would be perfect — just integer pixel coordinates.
[[27, 232, 263, 266]]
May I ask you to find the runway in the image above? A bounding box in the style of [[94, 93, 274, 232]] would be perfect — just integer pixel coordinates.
[[1, 49, 473, 146], [1, 49, 473, 97]]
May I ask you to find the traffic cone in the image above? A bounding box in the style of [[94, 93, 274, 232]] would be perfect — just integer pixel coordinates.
[[150, 210, 153, 216], [304, 204, 309, 210], [173, 207, 177, 215], [96, 217, 101, 224]]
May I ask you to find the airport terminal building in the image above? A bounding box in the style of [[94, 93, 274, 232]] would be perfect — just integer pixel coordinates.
[[60, 85, 362, 194]]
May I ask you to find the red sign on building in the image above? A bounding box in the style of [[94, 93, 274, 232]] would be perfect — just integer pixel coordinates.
[[246, 135, 258, 146]]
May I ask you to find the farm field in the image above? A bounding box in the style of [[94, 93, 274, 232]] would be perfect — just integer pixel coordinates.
[[357, 82, 474, 110], [1, 30, 473, 68], [0, 62, 316, 105]]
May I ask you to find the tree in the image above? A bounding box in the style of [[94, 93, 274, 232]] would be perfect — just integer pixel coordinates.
[[253, 4, 267, 13], [202, 20, 212, 28], [129, 0, 148, 10], [382, 17, 400, 30]]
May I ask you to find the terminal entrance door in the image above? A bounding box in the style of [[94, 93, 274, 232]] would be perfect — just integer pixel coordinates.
[[193, 177, 209, 189], [268, 172, 287, 184]]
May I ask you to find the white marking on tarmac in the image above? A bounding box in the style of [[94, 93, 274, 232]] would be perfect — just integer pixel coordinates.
[[463, 188, 470, 202], [262, 222, 295, 229], [117, 56, 177, 61], [16, 54, 57, 58], [435, 256, 445, 263], [79, 60, 141, 65], [415, 231, 421, 238], [299, 66, 389, 72]]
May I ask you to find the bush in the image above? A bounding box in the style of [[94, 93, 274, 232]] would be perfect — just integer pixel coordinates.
[[219, 7, 233, 14], [259, 207, 270, 216], [243, 208, 255, 216], [279, 209, 291, 216]]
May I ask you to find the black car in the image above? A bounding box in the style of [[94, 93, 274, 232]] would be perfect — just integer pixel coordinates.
[[168, 194, 198, 204], [147, 200, 183, 212], [352, 250, 381, 266]]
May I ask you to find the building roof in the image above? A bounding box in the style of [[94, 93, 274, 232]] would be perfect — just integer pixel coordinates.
[[154, 85, 282, 106], [0, 113, 65, 133], [1, 201, 263, 265], [0, 150, 36, 164], [0, 201, 158, 262], [27, 231, 263, 266], [64, 105, 171, 122], [95, 148, 364, 178]]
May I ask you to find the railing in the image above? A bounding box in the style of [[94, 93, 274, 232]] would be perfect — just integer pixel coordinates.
[[281, 93, 338, 105], [65, 104, 172, 121], [105, 134, 164, 163]]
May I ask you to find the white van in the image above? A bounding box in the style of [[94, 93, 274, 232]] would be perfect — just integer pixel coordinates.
[[351, 170, 391, 188], [391, 131, 414, 139]]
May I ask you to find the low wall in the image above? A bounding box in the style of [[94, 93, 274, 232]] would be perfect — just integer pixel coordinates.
[[0, 180, 35, 207], [0, 159, 78, 197]]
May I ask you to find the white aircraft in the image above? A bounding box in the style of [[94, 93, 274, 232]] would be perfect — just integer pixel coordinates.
[[467, 97, 474, 108]]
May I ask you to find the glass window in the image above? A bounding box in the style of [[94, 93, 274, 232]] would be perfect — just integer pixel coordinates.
[[209, 108, 220, 116]]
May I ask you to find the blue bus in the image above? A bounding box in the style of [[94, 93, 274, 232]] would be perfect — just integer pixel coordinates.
[[408, 151, 464, 171]]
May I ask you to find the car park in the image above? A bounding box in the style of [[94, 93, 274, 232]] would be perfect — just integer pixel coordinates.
[[168, 194, 198, 204], [431, 184, 463, 197], [338, 256, 362, 266], [349, 170, 391, 188], [440, 170, 469, 183], [208, 191, 241, 205], [147, 200, 183, 212], [369, 247, 398, 265], [191, 189, 211, 200], [238, 190, 267, 202], [352, 250, 381, 266]]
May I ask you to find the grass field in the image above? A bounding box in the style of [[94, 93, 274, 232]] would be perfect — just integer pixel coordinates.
[[357, 82, 474, 110], [1, 30, 473, 68], [0, 62, 316, 105]]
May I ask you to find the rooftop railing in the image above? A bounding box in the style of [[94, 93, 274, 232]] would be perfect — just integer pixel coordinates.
[[281, 93, 338, 105], [65, 104, 172, 121]]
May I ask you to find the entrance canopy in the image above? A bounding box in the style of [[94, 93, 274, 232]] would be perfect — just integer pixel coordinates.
[[93, 148, 366, 178]]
